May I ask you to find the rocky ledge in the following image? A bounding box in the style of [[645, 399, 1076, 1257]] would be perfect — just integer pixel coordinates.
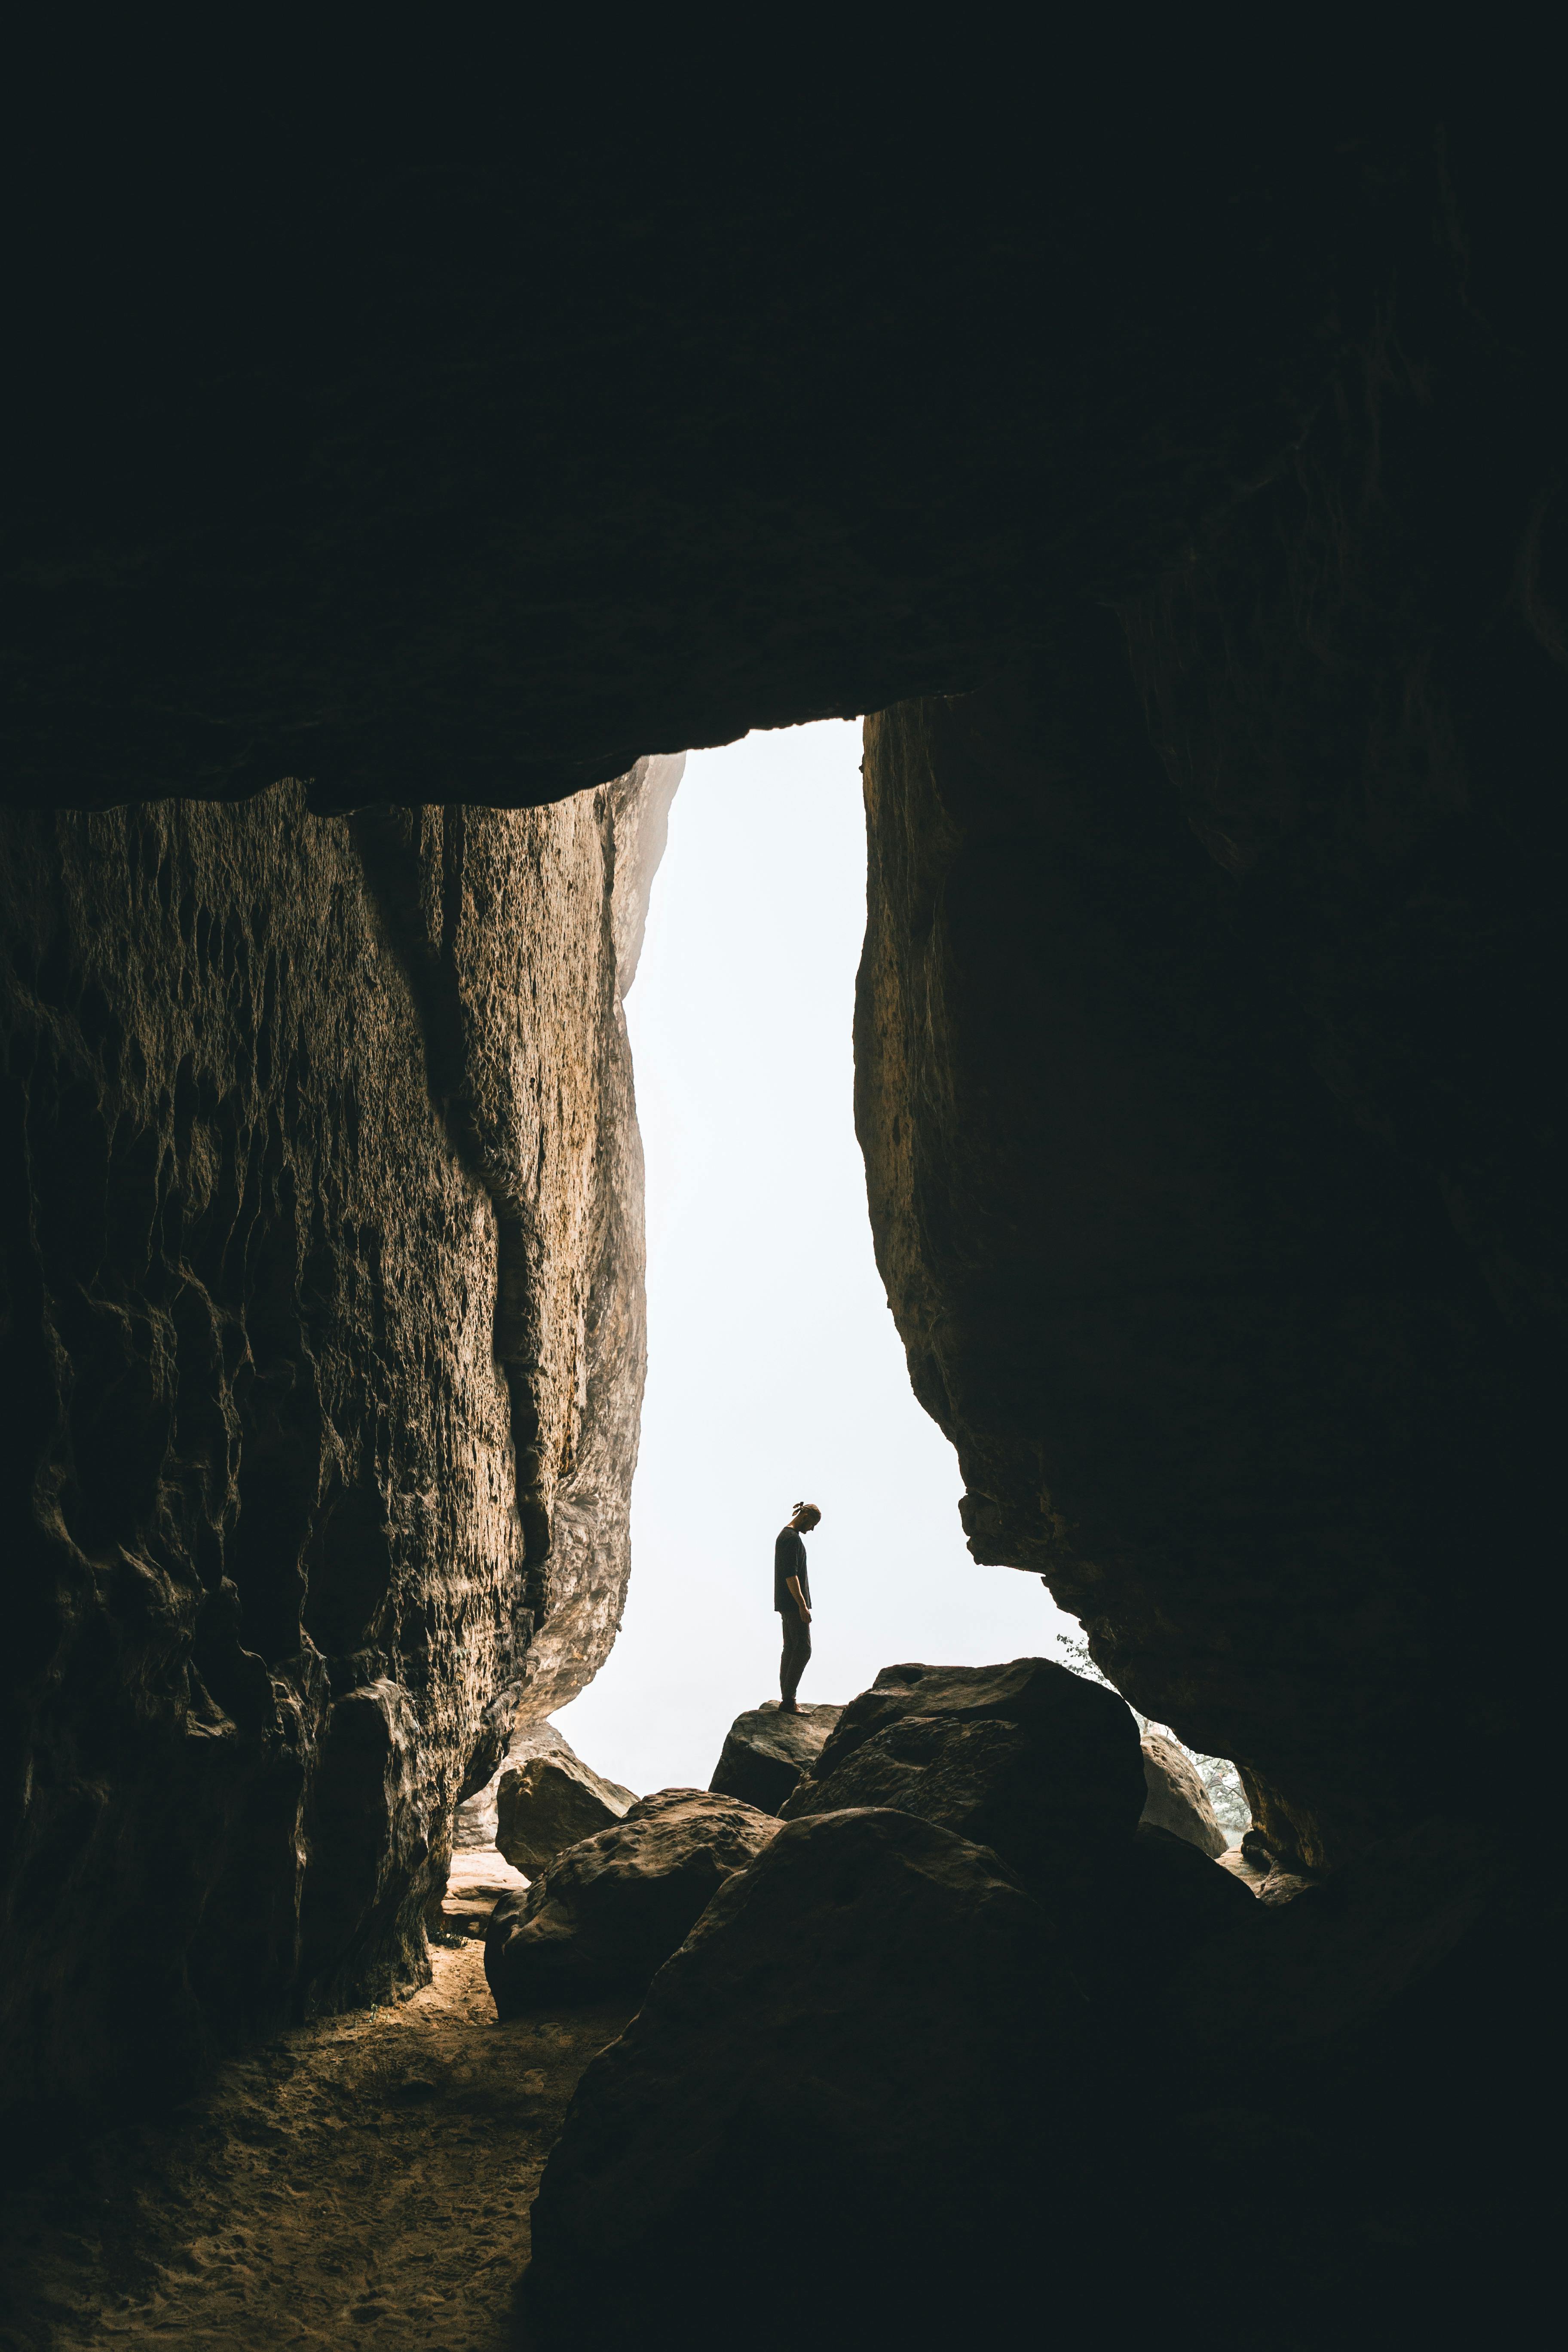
[[707, 1700, 842, 1815]]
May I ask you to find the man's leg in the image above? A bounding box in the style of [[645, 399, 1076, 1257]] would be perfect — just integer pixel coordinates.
[[780, 1612, 812, 1709]]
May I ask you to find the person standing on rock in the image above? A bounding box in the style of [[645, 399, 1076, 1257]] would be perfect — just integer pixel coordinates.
[[775, 1502, 820, 1713]]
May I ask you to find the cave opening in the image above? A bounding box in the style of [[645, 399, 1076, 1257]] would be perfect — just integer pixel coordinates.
[[2, 93, 1556, 2350], [553, 720, 1077, 1791]]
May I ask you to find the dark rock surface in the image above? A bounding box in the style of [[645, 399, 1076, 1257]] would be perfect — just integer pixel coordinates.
[[773, 1661, 1246, 2002], [857, 635, 1555, 1870], [485, 1789, 778, 2018], [494, 1750, 636, 1874], [5, 110, 1456, 819], [526, 1794, 1522, 2344], [780, 1658, 1146, 1892], [0, 756, 679, 2123], [1140, 1733, 1227, 1859], [1116, 1822, 1260, 1984], [524, 1808, 1093, 2346], [707, 1700, 841, 1815]]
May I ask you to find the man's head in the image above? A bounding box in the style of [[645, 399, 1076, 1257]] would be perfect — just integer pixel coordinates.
[[790, 1501, 822, 1533]]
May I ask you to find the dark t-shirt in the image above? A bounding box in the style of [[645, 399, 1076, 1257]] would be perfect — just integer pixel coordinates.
[[774, 1527, 811, 1614]]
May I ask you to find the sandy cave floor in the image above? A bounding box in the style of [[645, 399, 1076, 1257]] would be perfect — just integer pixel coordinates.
[[0, 1855, 632, 2351]]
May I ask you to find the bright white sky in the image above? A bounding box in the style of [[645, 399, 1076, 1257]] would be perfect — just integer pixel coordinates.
[[551, 721, 1078, 1796]]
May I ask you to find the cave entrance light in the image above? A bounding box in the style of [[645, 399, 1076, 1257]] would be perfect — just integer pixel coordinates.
[[551, 722, 1077, 1793]]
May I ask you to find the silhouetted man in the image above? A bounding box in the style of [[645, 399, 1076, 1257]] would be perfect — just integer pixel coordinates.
[[775, 1501, 820, 1713]]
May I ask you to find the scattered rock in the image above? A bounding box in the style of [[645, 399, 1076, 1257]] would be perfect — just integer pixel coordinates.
[[494, 1751, 637, 1875], [779, 1657, 1146, 1890], [708, 1700, 842, 1815], [485, 1789, 778, 2017], [524, 1807, 1100, 2348], [1140, 1732, 1228, 1858]]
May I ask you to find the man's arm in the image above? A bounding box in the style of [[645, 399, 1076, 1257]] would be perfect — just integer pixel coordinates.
[[785, 1574, 811, 1623]]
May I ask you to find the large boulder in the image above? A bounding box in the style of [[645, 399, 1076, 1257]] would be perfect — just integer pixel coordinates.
[[484, 1788, 778, 2017], [708, 1700, 842, 1815], [524, 1807, 1099, 2348], [778, 1657, 1146, 1890], [1140, 1732, 1227, 1858], [494, 1749, 637, 1874], [454, 1719, 572, 1852]]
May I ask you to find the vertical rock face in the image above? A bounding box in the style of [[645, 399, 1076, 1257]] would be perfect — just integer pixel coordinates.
[[857, 562, 1559, 1868], [0, 755, 680, 2123]]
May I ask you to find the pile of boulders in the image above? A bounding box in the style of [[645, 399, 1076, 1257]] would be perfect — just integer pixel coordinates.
[[485, 1789, 778, 2015], [489, 1660, 1278, 2348]]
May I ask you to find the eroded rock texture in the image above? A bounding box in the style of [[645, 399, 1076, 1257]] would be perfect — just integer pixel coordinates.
[[0, 755, 680, 2125]]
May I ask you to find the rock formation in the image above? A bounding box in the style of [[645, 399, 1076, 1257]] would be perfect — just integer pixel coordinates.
[[707, 1700, 841, 1815], [855, 641, 1551, 1872], [523, 1808, 1088, 2347], [484, 1789, 778, 2018], [494, 1750, 636, 1874], [780, 1660, 1145, 1884], [453, 1719, 570, 1853], [0, 755, 680, 2126], [775, 1659, 1247, 2000], [1139, 1733, 1227, 1859], [0, 92, 1556, 2331]]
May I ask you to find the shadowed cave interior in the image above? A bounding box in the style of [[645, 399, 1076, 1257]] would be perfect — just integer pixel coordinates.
[[0, 85, 1561, 2352]]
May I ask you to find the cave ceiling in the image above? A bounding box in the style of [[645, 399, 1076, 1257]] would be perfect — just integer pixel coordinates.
[[9, 104, 1555, 818]]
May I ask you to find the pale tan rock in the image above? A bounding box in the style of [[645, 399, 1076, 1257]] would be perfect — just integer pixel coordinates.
[[1140, 1732, 1228, 1858], [1216, 1845, 1271, 1896], [496, 1752, 637, 1874], [0, 756, 678, 2110]]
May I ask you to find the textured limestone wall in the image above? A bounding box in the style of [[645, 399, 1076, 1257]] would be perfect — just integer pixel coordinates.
[[0, 756, 679, 2123]]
